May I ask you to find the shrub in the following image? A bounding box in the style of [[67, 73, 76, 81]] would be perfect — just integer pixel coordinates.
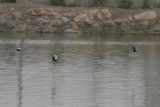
[[50, 0, 65, 6], [143, 0, 152, 8], [156, 3, 160, 8], [117, 0, 133, 9], [0, 0, 16, 3], [92, 0, 107, 6], [69, 0, 81, 6]]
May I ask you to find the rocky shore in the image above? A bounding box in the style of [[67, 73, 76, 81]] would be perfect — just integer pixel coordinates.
[[0, 3, 160, 34]]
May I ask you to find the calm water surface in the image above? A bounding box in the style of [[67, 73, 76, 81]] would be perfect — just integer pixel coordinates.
[[0, 33, 160, 107]]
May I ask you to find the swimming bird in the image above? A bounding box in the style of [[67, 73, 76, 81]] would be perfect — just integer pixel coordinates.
[[16, 48, 21, 51], [129, 44, 137, 52], [51, 54, 58, 61]]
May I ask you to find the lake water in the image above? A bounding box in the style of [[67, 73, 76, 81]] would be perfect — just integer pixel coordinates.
[[0, 32, 160, 107]]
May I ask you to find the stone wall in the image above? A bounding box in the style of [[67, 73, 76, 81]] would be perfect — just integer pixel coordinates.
[[16, 0, 160, 8]]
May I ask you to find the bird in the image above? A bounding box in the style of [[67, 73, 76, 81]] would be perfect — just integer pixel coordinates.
[[51, 54, 58, 61], [16, 48, 21, 51], [129, 44, 137, 52]]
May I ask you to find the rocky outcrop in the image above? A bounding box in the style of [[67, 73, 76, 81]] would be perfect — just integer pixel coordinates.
[[0, 7, 160, 34], [133, 11, 157, 21]]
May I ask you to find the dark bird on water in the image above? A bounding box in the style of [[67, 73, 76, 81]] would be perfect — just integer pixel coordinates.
[[129, 44, 138, 52], [51, 54, 58, 61], [16, 48, 21, 51]]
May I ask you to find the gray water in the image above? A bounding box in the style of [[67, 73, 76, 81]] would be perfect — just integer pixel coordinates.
[[0, 33, 160, 107]]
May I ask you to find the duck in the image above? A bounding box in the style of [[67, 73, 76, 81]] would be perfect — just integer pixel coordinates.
[[129, 44, 137, 52], [51, 54, 58, 61], [16, 48, 21, 51]]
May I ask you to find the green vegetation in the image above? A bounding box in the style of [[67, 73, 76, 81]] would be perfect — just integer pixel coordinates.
[[117, 0, 133, 9], [156, 3, 160, 8], [69, 0, 81, 6], [0, 24, 13, 31], [143, 0, 152, 8], [50, 0, 65, 6], [0, 0, 15, 3], [92, 0, 107, 6]]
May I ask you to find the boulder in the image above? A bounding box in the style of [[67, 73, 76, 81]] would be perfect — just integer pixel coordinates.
[[70, 22, 78, 30], [101, 9, 112, 19], [49, 12, 62, 19], [64, 12, 74, 18], [29, 8, 55, 16], [87, 9, 112, 20], [60, 17, 69, 23], [133, 11, 157, 21], [64, 29, 80, 34], [96, 9, 112, 20], [96, 13, 103, 20], [103, 20, 115, 27], [82, 19, 94, 25], [73, 13, 89, 23], [0, 14, 14, 24], [11, 12, 22, 19], [51, 19, 63, 27], [87, 9, 99, 19], [115, 15, 133, 23], [31, 17, 49, 26]]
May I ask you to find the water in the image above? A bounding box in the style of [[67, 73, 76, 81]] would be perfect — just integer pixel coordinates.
[[0, 32, 160, 107]]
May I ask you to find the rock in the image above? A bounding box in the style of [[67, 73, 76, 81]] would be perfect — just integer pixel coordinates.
[[64, 12, 74, 18], [92, 23, 100, 27], [115, 15, 133, 23], [39, 8, 49, 15], [103, 20, 115, 27], [139, 21, 149, 27], [101, 9, 112, 19], [51, 19, 63, 27], [64, 29, 80, 34], [151, 24, 160, 32], [11, 12, 22, 19], [73, 13, 88, 23], [49, 12, 62, 19], [96, 9, 112, 20], [60, 17, 69, 23], [70, 22, 78, 30], [10, 8, 15, 11], [31, 17, 49, 26], [30, 9, 40, 16], [133, 11, 157, 21], [46, 8, 54, 12], [87, 9, 99, 19], [30, 8, 55, 16], [0, 14, 14, 24], [96, 13, 103, 20], [82, 19, 94, 25], [42, 26, 55, 33]]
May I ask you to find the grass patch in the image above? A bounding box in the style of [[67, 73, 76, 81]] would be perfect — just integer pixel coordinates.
[[117, 0, 133, 9], [68, 0, 81, 7], [92, 0, 107, 6], [50, 0, 65, 6], [0, 24, 13, 31], [0, 0, 16, 3], [143, 0, 152, 8]]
